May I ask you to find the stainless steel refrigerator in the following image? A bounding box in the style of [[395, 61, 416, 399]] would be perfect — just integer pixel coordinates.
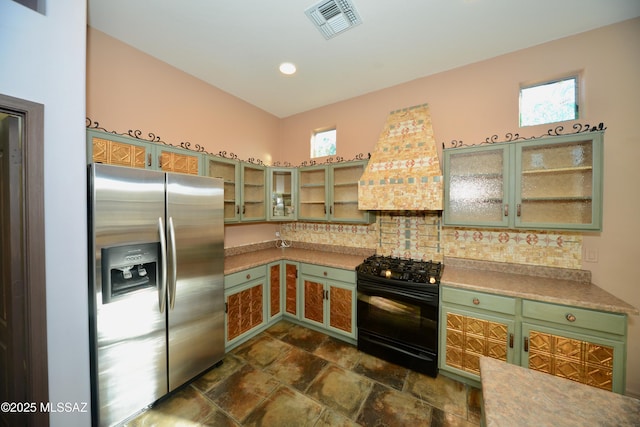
[[88, 163, 225, 426]]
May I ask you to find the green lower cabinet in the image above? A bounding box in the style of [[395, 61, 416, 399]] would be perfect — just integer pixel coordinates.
[[439, 286, 629, 394], [439, 286, 518, 384], [520, 300, 627, 394], [299, 263, 357, 341], [224, 266, 268, 349]]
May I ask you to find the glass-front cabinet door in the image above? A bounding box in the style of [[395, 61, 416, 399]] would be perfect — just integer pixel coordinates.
[[298, 165, 329, 221], [268, 168, 297, 221], [331, 161, 370, 223], [444, 131, 603, 231], [444, 145, 511, 227], [241, 163, 267, 221], [515, 133, 603, 230], [207, 157, 240, 222]]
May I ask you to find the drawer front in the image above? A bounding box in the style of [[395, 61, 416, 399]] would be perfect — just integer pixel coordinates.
[[441, 287, 516, 315], [522, 300, 626, 335], [225, 265, 267, 289], [300, 263, 355, 284]]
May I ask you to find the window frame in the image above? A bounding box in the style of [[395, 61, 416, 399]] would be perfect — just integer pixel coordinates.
[[519, 75, 579, 127], [310, 127, 337, 158]]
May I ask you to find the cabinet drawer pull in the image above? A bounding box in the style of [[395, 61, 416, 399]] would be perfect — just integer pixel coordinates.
[[509, 333, 514, 348], [323, 271, 328, 277], [524, 337, 529, 352], [246, 274, 251, 280], [236, 205, 240, 214], [504, 204, 509, 217], [516, 203, 522, 217], [472, 298, 480, 305], [565, 313, 576, 322]]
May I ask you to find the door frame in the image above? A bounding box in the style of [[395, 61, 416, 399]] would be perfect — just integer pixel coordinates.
[[0, 93, 48, 427]]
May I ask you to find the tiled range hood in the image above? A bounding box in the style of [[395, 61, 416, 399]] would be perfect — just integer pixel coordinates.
[[358, 104, 443, 210]]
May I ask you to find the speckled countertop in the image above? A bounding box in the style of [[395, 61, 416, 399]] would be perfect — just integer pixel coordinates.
[[442, 257, 638, 315], [224, 244, 374, 275], [480, 356, 640, 427], [223, 245, 638, 316]]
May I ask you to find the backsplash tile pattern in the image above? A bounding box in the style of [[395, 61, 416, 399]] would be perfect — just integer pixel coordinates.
[[377, 213, 443, 262], [279, 222, 378, 250], [442, 227, 582, 269], [278, 214, 582, 269]]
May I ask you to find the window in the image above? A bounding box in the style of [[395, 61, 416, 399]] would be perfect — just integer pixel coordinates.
[[311, 128, 336, 158], [519, 76, 578, 127]]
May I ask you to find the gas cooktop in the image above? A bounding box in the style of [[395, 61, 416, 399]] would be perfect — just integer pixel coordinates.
[[356, 255, 443, 285]]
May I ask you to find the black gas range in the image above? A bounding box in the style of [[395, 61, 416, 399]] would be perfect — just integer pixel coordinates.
[[356, 255, 443, 377]]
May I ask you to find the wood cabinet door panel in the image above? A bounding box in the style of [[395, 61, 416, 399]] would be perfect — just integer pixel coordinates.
[[328, 286, 352, 333], [285, 263, 297, 316], [269, 264, 281, 317], [303, 280, 324, 324]]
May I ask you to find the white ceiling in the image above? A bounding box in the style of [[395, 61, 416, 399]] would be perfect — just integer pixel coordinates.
[[87, 0, 640, 118]]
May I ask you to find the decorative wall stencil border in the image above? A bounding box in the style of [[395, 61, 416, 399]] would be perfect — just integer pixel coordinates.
[[443, 122, 606, 149], [86, 118, 369, 167]]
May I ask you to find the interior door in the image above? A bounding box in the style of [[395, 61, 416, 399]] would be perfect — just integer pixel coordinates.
[[166, 173, 224, 391], [0, 115, 27, 427]]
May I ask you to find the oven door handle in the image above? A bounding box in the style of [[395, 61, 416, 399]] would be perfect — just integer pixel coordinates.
[[357, 279, 438, 303]]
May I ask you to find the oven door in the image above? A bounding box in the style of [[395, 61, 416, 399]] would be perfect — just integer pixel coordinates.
[[357, 276, 439, 376]]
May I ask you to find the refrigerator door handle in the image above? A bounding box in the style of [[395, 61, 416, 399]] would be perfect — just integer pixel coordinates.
[[168, 216, 178, 310], [158, 217, 167, 313]]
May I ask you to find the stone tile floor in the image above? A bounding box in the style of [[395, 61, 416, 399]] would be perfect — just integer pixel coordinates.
[[127, 320, 482, 426]]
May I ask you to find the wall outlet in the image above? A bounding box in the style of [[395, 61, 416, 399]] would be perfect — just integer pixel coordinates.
[[584, 247, 599, 263]]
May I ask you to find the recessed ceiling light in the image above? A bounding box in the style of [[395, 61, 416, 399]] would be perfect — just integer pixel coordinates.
[[279, 62, 297, 75]]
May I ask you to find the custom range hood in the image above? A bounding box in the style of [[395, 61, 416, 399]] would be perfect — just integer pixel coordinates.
[[358, 104, 443, 210]]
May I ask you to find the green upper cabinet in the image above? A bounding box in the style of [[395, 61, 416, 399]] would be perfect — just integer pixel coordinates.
[[268, 168, 297, 221], [87, 129, 204, 175], [206, 156, 267, 223], [444, 131, 604, 231], [207, 156, 241, 222], [298, 160, 373, 223], [241, 163, 267, 222]]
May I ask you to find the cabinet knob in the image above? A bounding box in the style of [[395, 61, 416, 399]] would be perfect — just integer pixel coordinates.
[[472, 298, 480, 305], [565, 313, 576, 322], [323, 271, 328, 276], [246, 274, 251, 280]]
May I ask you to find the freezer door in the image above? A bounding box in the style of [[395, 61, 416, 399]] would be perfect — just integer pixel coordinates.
[[166, 173, 225, 390], [89, 164, 168, 427]]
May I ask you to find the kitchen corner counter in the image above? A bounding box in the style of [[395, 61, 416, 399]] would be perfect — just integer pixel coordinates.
[[480, 356, 640, 427], [441, 258, 638, 316], [224, 246, 373, 275]]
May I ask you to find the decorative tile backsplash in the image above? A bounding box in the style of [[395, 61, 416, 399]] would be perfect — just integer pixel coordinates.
[[279, 213, 582, 269], [442, 227, 582, 269]]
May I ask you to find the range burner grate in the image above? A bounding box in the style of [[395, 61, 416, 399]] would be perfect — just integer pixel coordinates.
[[356, 255, 443, 285]]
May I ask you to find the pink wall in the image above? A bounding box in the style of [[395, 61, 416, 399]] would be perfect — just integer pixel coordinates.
[[86, 28, 281, 247], [280, 18, 640, 396]]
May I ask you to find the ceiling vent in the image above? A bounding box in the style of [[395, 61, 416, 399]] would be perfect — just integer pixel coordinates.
[[305, 0, 362, 40]]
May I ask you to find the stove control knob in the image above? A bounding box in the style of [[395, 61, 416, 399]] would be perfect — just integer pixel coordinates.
[[429, 276, 436, 284]]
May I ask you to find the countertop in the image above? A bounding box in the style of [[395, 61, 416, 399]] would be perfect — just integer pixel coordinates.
[[480, 356, 640, 427], [224, 247, 371, 275], [223, 246, 638, 316], [442, 260, 639, 316]]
